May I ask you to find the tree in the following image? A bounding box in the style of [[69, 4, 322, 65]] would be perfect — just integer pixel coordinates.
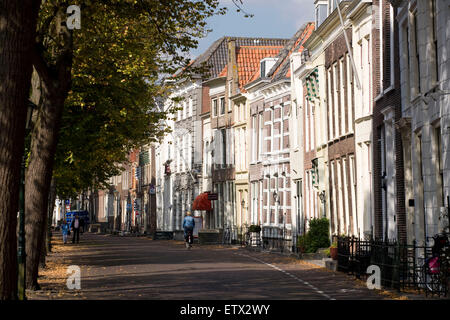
[[25, 0, 225, 289], [0, 0, 41, 300]]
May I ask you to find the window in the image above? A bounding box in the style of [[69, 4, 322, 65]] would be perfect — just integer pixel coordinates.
[[413, 12, 421, 94], [221, 129, 226, 167], [213, 99, 218, 117], [330, 161, 337, 234], [340, 58, 346, 134], [188, 134, 192, 167], [220, 97, 225, 115], [258, 113, 263, 160], [305, 99, 309, 151], [435, 126, 444, 206], [270, 108, 274, 153], [349, 155, 357, 235], [388, 4, 395, 88], [342, 157, 350, 234], [260, 61, 266, 78], [236, 129, 241, 171], [315, 4, 327, 29], [188, 97, 193, 117], [333, 63, 339, 138], [251, 115, 257, 162], [327, 68, 333, 140], [346, 54, 353, 132], [432, 0, 439, 83], [243, 127, 247, 169]]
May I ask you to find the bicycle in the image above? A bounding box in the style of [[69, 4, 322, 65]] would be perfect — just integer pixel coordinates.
[[417, 232, 450, 294], [222, 226, 230, 245], [185, 229, 193, 249]]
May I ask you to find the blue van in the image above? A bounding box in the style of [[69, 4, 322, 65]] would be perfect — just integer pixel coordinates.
[[66, 210, 90, 227]]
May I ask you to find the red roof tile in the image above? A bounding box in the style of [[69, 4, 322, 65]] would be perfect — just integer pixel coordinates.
[[236, 45, 284, 89], [218, 65, 227, 77]]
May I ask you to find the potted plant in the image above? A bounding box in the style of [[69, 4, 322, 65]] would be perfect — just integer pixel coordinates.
[[329, 240, 338, 260]]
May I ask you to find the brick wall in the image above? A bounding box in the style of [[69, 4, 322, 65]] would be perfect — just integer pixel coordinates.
[[371, 0, 405, 242]]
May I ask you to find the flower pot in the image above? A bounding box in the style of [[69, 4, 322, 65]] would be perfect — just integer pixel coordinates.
[[330, 247, 338, 260]]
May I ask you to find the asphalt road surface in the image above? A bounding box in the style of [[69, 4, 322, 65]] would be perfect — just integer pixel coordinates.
[[33, 232, 390, 300]]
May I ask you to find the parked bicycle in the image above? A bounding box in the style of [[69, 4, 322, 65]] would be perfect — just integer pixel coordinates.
[[222, 226, 231, 245], [417, 232, 450, 293], [243, 231, 251, 247]]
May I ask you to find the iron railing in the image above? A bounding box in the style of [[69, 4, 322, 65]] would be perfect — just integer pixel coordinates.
[[337, 236, 449, 297], [225, 225, 297, 253]]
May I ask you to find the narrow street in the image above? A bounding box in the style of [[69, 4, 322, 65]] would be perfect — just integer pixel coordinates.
[[29, 232, 393, 300]]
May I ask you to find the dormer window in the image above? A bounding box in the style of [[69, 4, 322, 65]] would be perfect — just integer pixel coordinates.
[[315, 0, 328, 29], [260, 60, 266, 78], [260, 58, 278, 78]]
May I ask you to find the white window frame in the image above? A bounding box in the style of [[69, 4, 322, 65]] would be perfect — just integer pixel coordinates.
[[333, 63, 339, 139], [340, 58, 346, 135], [327, 68, 333, 141], [212, 98, 218, 117]]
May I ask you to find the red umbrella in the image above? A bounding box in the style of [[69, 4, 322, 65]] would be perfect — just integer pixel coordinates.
[[192, 192, 212, 211]]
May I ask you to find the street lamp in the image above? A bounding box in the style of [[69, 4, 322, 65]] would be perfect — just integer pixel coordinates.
[[319, 191, 326, 218], [18, 100, 37, 300]]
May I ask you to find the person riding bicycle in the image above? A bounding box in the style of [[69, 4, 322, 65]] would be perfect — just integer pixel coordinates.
[[183, 211, 195, 248]]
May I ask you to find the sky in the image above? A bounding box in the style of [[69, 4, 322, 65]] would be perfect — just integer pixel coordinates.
[[188, 0, 315, 58]]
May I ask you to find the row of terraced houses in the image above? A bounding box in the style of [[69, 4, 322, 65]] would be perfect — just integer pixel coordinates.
[[76, 0, 449, 250]]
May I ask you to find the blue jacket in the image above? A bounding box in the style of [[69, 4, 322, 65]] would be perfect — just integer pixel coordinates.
[[61, 224, 69, 235], [183, 216, 195, 229]]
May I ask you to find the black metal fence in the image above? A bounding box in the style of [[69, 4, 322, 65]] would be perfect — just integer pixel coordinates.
[[337, 236, 449, 297], [227, 225, 297, 253]]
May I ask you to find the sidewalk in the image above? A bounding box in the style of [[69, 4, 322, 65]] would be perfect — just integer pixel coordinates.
[[236, 245, 448, 300]]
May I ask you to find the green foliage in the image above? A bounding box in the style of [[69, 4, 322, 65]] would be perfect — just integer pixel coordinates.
[[308, 217, 331, 251], [248, 225, 261, 233], [296, 234, 310, 253], [297, 218, 330, 253], [37, 0, 227, 197]]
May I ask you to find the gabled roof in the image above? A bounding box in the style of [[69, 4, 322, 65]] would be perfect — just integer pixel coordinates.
[[190, 36, 289, 80], [245, 22, 315, 88], [236, 46, 284, 90]]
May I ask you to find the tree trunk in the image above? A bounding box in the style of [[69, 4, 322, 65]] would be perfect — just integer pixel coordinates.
[[0, 0, 41, 300], [47, 179, 56, 253], [25, 83, 71, 289], [25, 7, 73, 289]]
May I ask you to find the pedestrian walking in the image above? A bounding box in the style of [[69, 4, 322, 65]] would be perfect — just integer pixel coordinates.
[[183, 211, 195, 249], [61, 222, 70, 244], [80, 217, 85, 234], [71, 214, 81, 244]]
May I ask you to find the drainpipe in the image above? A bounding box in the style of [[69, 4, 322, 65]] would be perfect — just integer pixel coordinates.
[[335, 0, 361, 90]]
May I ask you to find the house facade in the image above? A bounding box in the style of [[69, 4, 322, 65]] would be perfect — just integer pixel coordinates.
[[396, 0, 450, 246], [83, 0, 449, 254]]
